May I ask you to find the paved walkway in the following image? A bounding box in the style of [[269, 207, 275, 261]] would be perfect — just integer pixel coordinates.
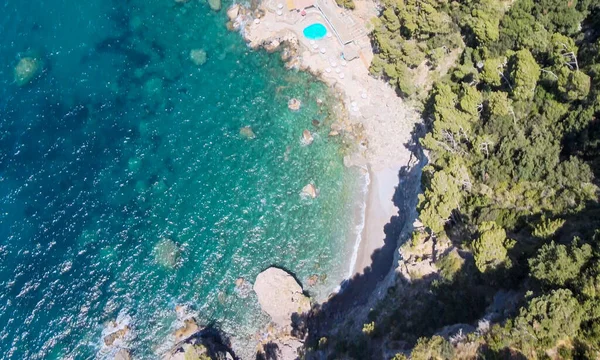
[[315, 0, 364, 44]]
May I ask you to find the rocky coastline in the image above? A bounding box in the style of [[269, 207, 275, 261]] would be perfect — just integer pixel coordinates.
[[104, 0, 426, 358], [220, 1, 427, 358]]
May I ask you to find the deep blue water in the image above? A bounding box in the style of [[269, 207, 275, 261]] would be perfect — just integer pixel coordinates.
[[0, 0, 359, 358]]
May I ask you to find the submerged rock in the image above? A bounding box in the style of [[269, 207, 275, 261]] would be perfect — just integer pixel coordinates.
[[253, 267, 311, 328], [190, 49, 207, 66], [301, 130, 314, 145], [288, 98, 301, 111], [234, 277, 253, 298], [301, 183, 318, 199], [306, 274, 319, 287], [207, 0, 221, 11], [14, 56, 42, 86], [239, 126, 256, 139], [153, 238, 180, 268], [312, 119, 321, 127]]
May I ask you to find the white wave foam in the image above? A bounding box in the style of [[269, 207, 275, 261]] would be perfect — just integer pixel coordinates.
[[346, 167, 370, 279]]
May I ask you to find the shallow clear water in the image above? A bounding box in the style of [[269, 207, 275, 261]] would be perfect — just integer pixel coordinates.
[[0, 0, 359, 358], [303, 23, 328, 40]]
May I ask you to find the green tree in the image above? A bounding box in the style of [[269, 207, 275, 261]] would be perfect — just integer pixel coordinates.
[[509, 49, 541, 101], [410, 336, 454, 360], [557, 68, 591, 101], [481, 57, 505, 86], [459, 84, 483, 116], [462, 0, 504, 45], [514, 289, 583, 347], [418, 170, 462, 234], [529, 240, 593, 287], [532, 216, 565, 239], [472, 221, 513, 273]]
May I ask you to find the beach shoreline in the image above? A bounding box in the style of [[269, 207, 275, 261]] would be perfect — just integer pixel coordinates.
[[228, 1, 419, 278], [228, 0, 419, 283]]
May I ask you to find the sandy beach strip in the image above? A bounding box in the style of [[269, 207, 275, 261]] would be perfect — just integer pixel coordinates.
[[353, 166, 400, 275]]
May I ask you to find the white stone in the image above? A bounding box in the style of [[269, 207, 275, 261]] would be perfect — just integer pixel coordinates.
[[253, 267, 311, 327]]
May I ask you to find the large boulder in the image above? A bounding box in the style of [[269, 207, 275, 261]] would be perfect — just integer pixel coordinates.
[[301, 130, 313, 145], [301, 184, 318, 199], [226, 4, 240, 21], [253, 268, 311, 328]]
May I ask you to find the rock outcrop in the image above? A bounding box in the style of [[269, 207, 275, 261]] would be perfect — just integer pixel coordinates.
[[301, 130, 314, 145], [287, 98, 301, 111], [174, 318, 200, 343], [301, 183, 318, 199], [104, 326, 130, 347], [165, 325, 235, 360], [114, 349, 132, 360], [253, 267, 311, 328], [226, 4, 239, 20], [256, 336, 304, 360]]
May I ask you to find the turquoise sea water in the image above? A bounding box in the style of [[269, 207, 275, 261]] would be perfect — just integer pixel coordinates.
[[303, 23, 328, 40], [0, 0, 360, 358]]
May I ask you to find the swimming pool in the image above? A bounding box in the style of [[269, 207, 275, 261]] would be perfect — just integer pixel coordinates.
[[303, 23, 327, 40]]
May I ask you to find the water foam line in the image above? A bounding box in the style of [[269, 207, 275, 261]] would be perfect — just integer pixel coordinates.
[[346, 166, 370, 279]]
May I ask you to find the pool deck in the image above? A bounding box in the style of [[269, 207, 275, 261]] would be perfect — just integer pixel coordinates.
[[314, 0, 361, 44]]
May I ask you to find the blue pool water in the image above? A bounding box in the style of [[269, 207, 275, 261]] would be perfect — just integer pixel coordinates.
[[303, 23, 328, 40], [0, 0, 361, 358]]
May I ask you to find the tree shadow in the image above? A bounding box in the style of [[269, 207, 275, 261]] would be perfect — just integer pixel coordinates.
[[256, 341, 280, 360]]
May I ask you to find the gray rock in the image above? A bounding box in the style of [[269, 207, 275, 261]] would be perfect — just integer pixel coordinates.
[[253, 267, 311, 328], [287, 98, 301, 111], [301, 130, 313, 145], [301, 184, 318, 199], [114, 349, 131, 360], [226, 4, 240, 20], [174, 318, 200, 343]]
